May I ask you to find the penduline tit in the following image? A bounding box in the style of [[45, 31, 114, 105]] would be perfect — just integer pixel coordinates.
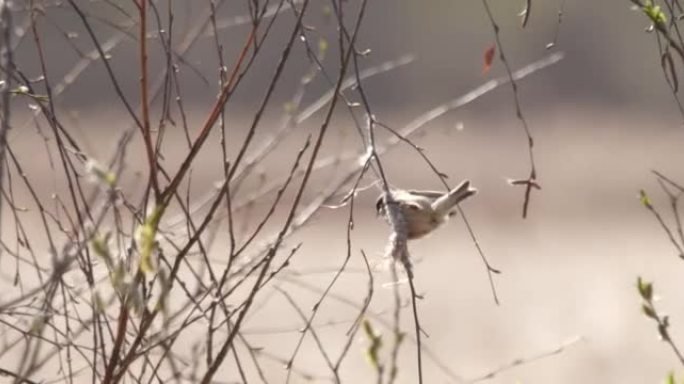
[[375, 180, 477, 239]]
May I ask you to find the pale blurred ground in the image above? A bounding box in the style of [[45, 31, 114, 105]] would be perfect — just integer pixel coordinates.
[[4, 0, 684, 383]]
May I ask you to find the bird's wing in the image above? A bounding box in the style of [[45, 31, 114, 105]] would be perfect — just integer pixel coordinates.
[[407, 190, 444, 199]]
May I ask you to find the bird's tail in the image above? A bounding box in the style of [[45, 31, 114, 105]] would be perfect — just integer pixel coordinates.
[[430, 179, 477, 216]]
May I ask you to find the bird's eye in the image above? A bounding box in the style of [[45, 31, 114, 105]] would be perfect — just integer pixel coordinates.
[[375, 197, 385, 214]]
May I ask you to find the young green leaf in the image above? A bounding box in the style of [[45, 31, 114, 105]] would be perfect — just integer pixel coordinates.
[[363, 319, 383, 369], [665, 370, 675, 384], [644, 0, 667, 25], [138, 205, 163, 273], [639, 190, 653, 208], [637, 276, 653, 301], [642, 303, 658, 319]]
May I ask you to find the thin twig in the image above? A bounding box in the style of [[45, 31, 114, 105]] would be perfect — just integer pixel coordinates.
[[482, 0, 539, 218]]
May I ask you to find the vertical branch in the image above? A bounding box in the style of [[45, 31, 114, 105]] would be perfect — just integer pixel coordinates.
[[334, 250, 374, 373], [340, 0, 422, 377], [0, 0, 12, 244], [388, 262, 403, 384], [67, 0, 144, 129], [102, 304, 130, 384], [138, 0, 160, 200], [482, 0, 539, 218], [546, 0, 565, 49], [283, 159, 372, 384]]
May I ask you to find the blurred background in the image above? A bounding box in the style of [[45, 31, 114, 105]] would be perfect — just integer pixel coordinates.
[[5, 0, 684, 383]]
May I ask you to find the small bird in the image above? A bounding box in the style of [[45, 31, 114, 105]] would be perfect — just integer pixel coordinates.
[[375, 180, 477, 239]]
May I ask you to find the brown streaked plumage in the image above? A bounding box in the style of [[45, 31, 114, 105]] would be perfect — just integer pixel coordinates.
[[376, 180, 477, 239]]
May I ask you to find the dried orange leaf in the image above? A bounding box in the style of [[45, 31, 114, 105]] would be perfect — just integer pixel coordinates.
[[483, 43, 496, 75]]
